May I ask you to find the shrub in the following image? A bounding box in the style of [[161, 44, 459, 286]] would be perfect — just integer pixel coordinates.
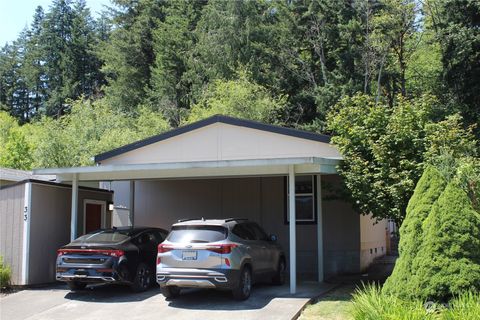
[[351, 285, 431, 320], [383, 166, 447, 298], [0, 256, 11, 289], [410, 181, 480, 301]]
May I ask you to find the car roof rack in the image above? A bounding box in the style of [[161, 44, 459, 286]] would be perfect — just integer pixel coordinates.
[[224, 218, 248, 222], [177, 218, 203, 223]]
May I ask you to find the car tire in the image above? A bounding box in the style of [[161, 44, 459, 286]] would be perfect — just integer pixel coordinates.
[[272, 258, 286, 285], [131, 262, 153, 293], [160, 286, 181, 299], [232, 266, 252, 300], [67, 281, 87, 291]]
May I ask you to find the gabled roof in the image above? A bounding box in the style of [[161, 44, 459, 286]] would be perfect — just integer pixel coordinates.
[[94, 115, 331, 163]]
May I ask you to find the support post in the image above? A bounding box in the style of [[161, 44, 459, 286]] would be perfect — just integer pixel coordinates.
[[288, 165, 296, 294], [70, 173, 78, 241], [316, 175, 324, 282], [129, 180, 135, 227]]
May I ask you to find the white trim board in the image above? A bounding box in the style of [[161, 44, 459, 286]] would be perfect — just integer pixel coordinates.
[[21, 182, 32, 285]]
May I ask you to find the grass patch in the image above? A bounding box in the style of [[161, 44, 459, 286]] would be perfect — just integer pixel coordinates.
[[299, 284, 355, 320], [0, 256, 11, 290], [351, 284, 480, 320]]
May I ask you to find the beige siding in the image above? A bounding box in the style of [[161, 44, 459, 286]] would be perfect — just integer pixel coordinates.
[[132, 175, 360, 278], [360, 215, 387, 271], [102, 123, 341, 165], [0, 183, 25, 285]]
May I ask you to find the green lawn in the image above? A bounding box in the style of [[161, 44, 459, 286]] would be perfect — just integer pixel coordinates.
[[299, 284, 355, 320]]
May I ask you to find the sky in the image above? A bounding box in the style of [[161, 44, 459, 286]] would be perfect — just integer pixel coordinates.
[[0, 0, 111, 46]]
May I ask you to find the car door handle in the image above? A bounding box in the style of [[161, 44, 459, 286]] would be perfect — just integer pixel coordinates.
[[261, 246, 267, 249], [245, 246, 251, 250]]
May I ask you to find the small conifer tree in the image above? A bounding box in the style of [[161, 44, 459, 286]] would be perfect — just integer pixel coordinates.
[[410, 182, 480, 301], [383, 166, 446, 297]]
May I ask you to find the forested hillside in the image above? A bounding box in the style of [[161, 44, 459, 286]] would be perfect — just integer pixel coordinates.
[[0, 0, 478, 222], [2, 0, 478, 129]]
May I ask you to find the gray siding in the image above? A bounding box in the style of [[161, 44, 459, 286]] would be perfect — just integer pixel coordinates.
[[29, 184, 71, 284], [28, 184, 113, 285], [0, 183, 25, 285], [1, 181, 113, 285], [132, 175, 360, 279]]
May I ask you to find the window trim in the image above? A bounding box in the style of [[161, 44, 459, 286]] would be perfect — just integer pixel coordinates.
[[283, 175, 318, 225]]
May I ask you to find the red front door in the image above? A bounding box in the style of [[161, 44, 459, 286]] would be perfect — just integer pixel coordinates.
[[85, 203, 102, 234]]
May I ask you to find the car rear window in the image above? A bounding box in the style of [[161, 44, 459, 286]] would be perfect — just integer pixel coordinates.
[[167, 225, 228, 243], [73, 230, 130, 243]]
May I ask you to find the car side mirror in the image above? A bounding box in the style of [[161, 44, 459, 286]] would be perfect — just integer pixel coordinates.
[[269, 234, 277, 242]]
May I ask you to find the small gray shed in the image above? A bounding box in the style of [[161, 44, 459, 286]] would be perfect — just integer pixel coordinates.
[[0, 179, 113, 286]]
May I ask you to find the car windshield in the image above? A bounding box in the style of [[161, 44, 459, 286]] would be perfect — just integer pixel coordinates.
[[167, 225, 228, 243], [73, 230, 131, 243]]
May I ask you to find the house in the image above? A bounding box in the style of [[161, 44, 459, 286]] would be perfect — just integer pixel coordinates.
[[33, 115, 387, 293], [0, 169, 113, 286]]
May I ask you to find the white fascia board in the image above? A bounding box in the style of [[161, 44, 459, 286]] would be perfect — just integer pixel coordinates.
[[33, 157, 341, 182]]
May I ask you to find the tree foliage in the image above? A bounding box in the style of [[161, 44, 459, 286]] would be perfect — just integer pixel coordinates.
[[185, 72, 286, 124], [0, 99, 170, 169], [0, 112, 33, 170], [425, 0, 480, 137], [327, 94, 476, 224]]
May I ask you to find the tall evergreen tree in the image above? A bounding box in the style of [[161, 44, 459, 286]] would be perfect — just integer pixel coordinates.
[[100, 0, 166, 113], [148, 0, 207, 126], [22, 6, 47, 116], [426, 0, 480, 138]]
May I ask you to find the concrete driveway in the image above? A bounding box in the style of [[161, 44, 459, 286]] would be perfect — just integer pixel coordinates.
[[1, 282, 335, 320]]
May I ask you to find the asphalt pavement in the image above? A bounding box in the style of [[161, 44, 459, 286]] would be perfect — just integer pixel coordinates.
[[0, 281, 335, 320]]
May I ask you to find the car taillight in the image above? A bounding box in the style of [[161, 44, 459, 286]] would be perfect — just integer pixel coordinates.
[[207, 244, 238, 254], [56, 249, 124, 257], [158, 244, 175, 253], [156, 255, 161, 265]]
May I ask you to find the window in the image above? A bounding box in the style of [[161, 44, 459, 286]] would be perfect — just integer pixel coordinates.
[[167, 225, 228, 243], [232, 224, 255, 240], [248, 223, 269, 241], [284, 175, 317, 224], [73, 230, 130, 244]]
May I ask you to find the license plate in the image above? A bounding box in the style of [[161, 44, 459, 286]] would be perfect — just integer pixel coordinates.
[[182, 250, 197, 260]]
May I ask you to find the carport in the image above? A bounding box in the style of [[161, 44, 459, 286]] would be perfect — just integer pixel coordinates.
[[34, 115, 343, 294]]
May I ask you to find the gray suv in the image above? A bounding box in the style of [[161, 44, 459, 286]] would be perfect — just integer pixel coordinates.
[[156, 218, 286, 300]]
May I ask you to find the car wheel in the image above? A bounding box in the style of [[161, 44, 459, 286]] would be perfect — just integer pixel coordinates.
[[160, 286, 181, 299], [232, 266, 252, 300], [131, 262, 153, 292], [272, 258, 286, 285], [67, 281, 87, 291]]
